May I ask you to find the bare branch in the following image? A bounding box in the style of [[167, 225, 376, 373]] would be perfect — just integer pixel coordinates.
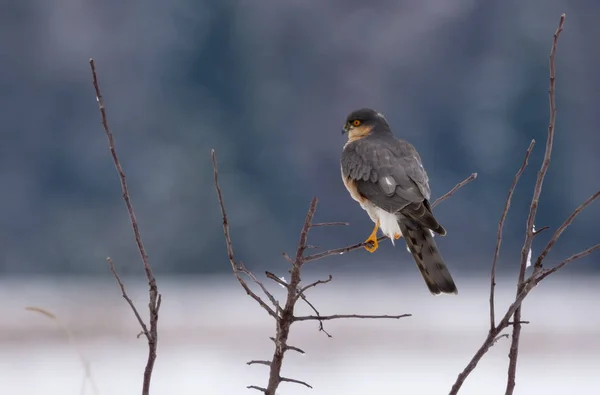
[[506, 15, 566, 395], [89, 58, 160, 395], [265, 271, 289, 289], [431, 172, 478, 208], [211, 150, 278, 320], [269, 337, 306, 354], [533, 226, 550, 237], [296, 274, 333, 300], [297, 293, 333, 337], [311, 222, 350, 227], [294, 198, 318, 264], [490, 140, 535, 330], [89, 59, 155, 288], [247, 385, 267, 393], [247, 360, 272, 367], [294, 313, 411, 322], [519, 13, 566, 275], [212, 154, 411, 393], [281, 252, 294, 264], [261, 198, 319, 394], [303, 236, 388, 263], [535, 244, 600, 284], [449, 14, 571, 395], [450, 281, 538, 395], [280, 376, 313, 389], [106, 258, 149, 339], [533, 190, 600, 269], [449, 331, 499, 395], [286, 345, 306, 354], [242, 268, 281, 312]]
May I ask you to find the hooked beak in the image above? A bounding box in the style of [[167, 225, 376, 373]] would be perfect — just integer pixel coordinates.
[[341, 123, 349, 134]]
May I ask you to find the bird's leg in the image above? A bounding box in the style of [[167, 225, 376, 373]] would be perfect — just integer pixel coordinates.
[[394, 232, 402, 240], [364, 219, 380, 253]]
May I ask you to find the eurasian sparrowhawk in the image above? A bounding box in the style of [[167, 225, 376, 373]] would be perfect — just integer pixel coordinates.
[[340, 108, 457, 295]]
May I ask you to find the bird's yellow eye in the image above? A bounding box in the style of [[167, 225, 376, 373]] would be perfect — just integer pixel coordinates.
[[352, 120, 361, 127]]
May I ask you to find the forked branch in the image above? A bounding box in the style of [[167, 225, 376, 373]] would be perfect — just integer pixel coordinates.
[[489, 140, 535, 330], [212, 149, 476, 394], [450, 13, 599, 395], [505, 14, 566, 395]]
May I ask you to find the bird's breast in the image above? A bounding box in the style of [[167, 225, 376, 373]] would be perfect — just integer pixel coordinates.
[[341, 171, 366, 204]]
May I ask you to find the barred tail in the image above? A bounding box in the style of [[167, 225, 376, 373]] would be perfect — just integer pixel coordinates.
[[398, 220, 458, 295]]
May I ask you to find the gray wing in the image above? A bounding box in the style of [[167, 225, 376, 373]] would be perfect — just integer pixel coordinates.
[[341, 137, 445, 234]]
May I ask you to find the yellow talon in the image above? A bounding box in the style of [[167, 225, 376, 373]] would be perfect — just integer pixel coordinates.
[[364, 220, 380, 253], [394, 232, 402, 240]]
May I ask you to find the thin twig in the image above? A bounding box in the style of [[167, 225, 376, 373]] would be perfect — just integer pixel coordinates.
[[532, 226, 550, 237], [535, 244, 600, 283], [506, 15, 565, 395], [431, 173, 478, 208], [507, 321, 530, 325], [490, 140, 535, 330], [281, 252, 294, 264], [107, 258, 149, 338], [247, 360, 272, 366], [449, 331, 499, 395], [280, 376, 313, 389], [240, 266, 281, 311], [247, 385, 267, 393], [533, 190, 600, 269], [311, 222, 350, 227], [89, 59, 156, 292], [211, 150, 278, 320], [295, 274, 333, 300], [298, 293, 333, 337], [294, 313, 411, 322], [269, 337, 306, 354], [303, 236, 388, 263], [265, 271, 289, 289], [493, 334, 510, 345], [89, 58, 160, 395], [286, 345, 306, 354], [294, 199, 318, 265]]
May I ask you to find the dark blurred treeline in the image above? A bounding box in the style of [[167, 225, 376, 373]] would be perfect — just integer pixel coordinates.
[[0, 0, 598, 275]]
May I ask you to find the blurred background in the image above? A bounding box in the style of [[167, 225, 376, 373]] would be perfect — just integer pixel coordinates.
[[1, 0, 598, 394]]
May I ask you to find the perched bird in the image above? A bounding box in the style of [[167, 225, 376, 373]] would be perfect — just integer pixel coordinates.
[[340, 108, 457, 295]]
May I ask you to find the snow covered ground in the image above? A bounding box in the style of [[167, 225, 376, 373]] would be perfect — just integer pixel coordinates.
[[1, 274, 598, 395]]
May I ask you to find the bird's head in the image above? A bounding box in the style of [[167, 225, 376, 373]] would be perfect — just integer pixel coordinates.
[[342, 108, 390, 141]]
